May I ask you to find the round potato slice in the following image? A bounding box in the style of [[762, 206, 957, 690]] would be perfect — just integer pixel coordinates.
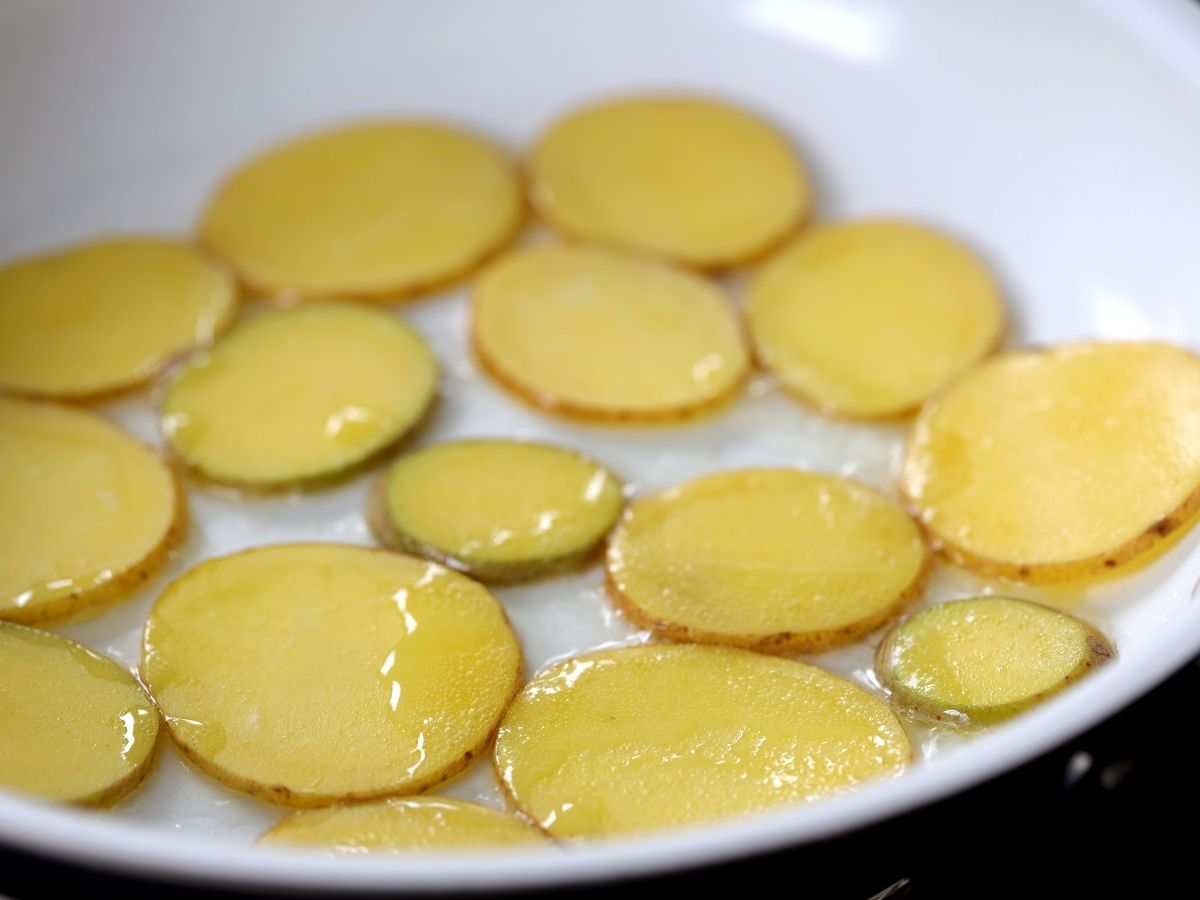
[[472, 246, 749, 421], [876, 597, 1115, 727], [530, 96, 809, 268], [606, 469, 928, 653], [162, 304, 437, 489], [0, 397, 182, 623], [0, 238, 236, 399], [495, 643, 910, 838], [142, 544, 522, 807], [902, 342, 1200, 582], [200, 122, 522, 300], [747, 221, 1004, 418], [0, 623, 160, 805], [369, 440, 624, 583], [260, 797, 547, 853]]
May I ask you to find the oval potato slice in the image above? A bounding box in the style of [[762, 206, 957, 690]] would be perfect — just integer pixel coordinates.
[[530, 96, 810, 268], [747, 221, 1004, 417], [902, 342, 1200, 582], [0, 623, 159, 805], [200, 122, 523, 300], [142, 544, 522, 807], [260, 797, 547, 853], [0, 397, 182, 623], [606, 469, 928, 652], [495, 643, 910, 838], [472, 246, 749, 421], [0, 238, 236, 399], [369, 440, 624, 583], [162, 304, 437, 489], [876, 597, 1115, 727]]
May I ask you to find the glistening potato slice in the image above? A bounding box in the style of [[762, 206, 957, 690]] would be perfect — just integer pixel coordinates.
[[162, 304, 437, 489], [902, 342, 1200, 582], [530, 96, 810, 268], [495, 644, 910, 838], [200, 122, 522, 300], [606, 469, 928, 652], [0, 397, 182, 623], [259, 797, 546, 853], [876, 597, 1115, 727], [0, 238, 236, 399], [142, 545, 522, 807], [747, 221, 1004, 418], [370, 440, 624, 582], [472, 246, 749, 421], [0, 623, 159, 805]]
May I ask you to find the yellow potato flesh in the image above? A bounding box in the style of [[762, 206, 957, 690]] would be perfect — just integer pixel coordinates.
[[530, 96, 809, 267], [162, 304, 436, 487], [747, 222, 1003, 417], [0, 623, 159, 805], [877, 597, 1115, 726], [0, 238, 236, 398], [0, 397, 179, 623], [902, 342, 1200, 581], [606, 469, 927, 652], [495, 644, 910, 838], [142, 545, 521, 806], [200, 122, 522, 299], [260, 797, 546, 853], [473, 246, 749, 420], [375, 440, 624, 581]]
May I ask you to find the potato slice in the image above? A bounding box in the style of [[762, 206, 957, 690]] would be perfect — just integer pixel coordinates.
[[606, 469, 928, 653], [259, 797, 546, 853], [0, 238, 236, 399], [142, 544, 522, 807], [902, 342, 1200, 582], [0, 623, 160, 805], [162, 304, 437, 489], [370, 440, 624, 583], [472, 246, 749, 421], [495, 644, 910, 838], [0, 397, 182, 623], [529, 96, 810, 268], [747, 221, 1004, 418], [200, 122, 522, 300], [876, 597, 1115, 727]]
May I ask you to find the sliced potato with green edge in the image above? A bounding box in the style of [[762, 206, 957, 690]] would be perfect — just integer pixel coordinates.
[[495, 643, 911, 838], [142, 544, 522, 807], [902, 342, 1200, 582], [369, 439, 624, 583], [876, 596, 1115, 727], [259, 797, 548, 853], [0, 623, 160, 805], [0, 396, 184, 624], [606, 468, 929, 653], [162, 304, 437, 490]]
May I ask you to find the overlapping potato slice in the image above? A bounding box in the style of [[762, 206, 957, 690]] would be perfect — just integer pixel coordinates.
[[370, 440, 624, 582], [529, 96, 809, 267], [0, 623, 159, 805], [747, 221, 1004, 418], [0, 397, 182, 623], [472, 246, 749, 421], [0, 238, 236, 399], [200, 122, 522, 300], [162, 304, 437, 489], [495, 644, 910, 838], [142, 544, 522, 807], [876, 597, 1115, 727], [606, 469, 928, 652], [902, 342, 1200, 582], [259, 797, 546, 853]]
